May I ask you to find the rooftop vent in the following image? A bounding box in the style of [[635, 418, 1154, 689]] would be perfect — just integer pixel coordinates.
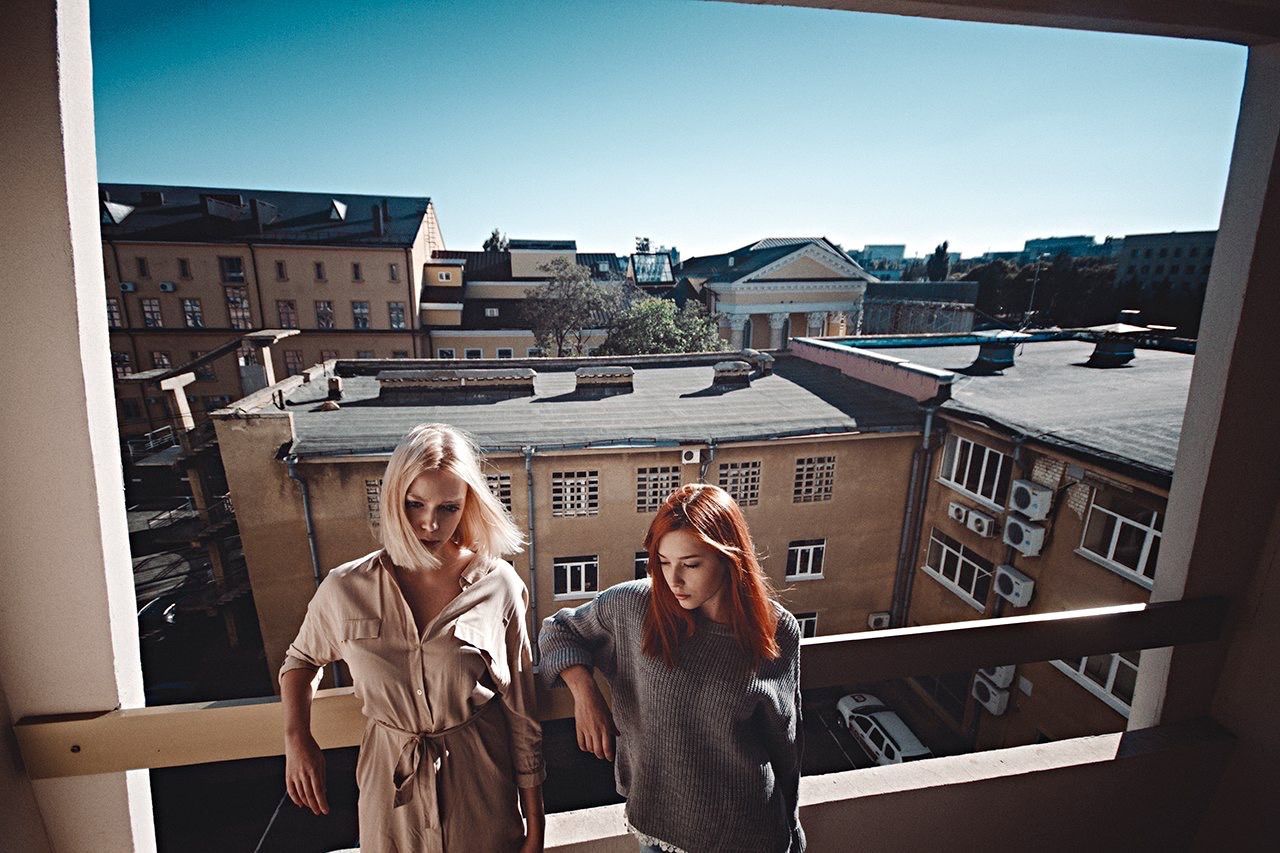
[[969, 330, 1032, 374], [330, 199, 347, 221], [250, 198, 279, 233], [1084, 322, 1148, 368], [201, 193, 249, 221], [376, 368, 536, 404], [140, 191, 165, 206], [574, 366, 633, 397], [713, 360, 753, 388]]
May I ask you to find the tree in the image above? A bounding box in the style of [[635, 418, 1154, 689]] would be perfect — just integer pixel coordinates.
[[597, 297, 725, 356], [523, 258, 615, 356], [901, 260, 927, 282], [483, 228, 508, 253], [926, 241, 950, 281]]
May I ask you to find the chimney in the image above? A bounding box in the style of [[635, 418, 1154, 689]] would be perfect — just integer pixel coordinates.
[[969, 330, 1031, 374], [372, 203, 386, 238], [327, 376, 343, 400], [376, 368, 536, 404], [713, 360, 753, 388], [1087, 338, 1138, 367], [574, 366, 634, 397]]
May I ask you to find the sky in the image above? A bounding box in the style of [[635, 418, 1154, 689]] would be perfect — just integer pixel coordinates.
[[90, 0, 1247, 259]]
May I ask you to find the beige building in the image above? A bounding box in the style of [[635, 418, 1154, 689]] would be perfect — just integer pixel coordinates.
[[101, 184, 444, 436]]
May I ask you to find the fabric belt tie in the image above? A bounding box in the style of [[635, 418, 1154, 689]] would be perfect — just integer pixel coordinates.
[[377, 700, 497, 827]]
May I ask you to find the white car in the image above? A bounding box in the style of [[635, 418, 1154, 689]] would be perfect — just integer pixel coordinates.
[[836, 693, 934, 766]]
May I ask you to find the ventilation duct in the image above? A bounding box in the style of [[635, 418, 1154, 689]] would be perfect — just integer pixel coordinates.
[[376, 368, 536, 404], [574, 366, 633, 397], [713, 360, 753, 388]]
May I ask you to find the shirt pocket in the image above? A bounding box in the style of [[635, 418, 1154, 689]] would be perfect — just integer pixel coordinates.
[[453, 611, 510, 689], [340, 617, 382, 642]]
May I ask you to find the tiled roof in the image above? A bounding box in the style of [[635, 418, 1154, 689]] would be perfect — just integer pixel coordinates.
[[678, 237, 868, 283]]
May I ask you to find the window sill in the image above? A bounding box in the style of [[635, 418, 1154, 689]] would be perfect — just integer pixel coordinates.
[[553, 591, 599, 601], [786, 573, 825, 582], [1074, 548, 1155, 591], [935, 479, 1004, 514], [919, 566, 986, 612], [1048, 659, 1131, 717]]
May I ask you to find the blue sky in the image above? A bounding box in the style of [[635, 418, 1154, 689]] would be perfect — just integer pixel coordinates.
[[90, 0, 1246, 258]]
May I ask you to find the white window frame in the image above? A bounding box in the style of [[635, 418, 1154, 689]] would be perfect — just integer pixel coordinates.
[[437, 347, 456, 359], [484, 307, 500, 318], [141, 297, 163, 328], [718, 459, 761, 506], [438, 271, 453, 282], [527, 347, 544, 357], [553, 555, 600, 599], [551, 470, 599, 518], [106, 297, 122, 328], [786, 539, 826, 580], [937, 433, 1011, 510], [496, 347, 514, 359], [464, 348, 483, 359], [795, 611, 818, 638], [1050, 651, 1140, 717], [921, 528, 992, 612], [1076, 488, 1162, 589]]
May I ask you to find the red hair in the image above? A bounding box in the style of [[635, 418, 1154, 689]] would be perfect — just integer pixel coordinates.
[[641, 483, 780, 668]]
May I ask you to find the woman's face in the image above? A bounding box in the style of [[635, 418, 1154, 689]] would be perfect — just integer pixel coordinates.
[[657, 528, 730, 621], [404, 468, 468, 552]]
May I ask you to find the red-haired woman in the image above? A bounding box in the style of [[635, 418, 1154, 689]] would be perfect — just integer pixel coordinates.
[[539, 484, 804, 852]]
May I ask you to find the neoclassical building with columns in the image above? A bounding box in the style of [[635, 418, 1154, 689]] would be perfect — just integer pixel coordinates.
[[676, 237, 876, 349]]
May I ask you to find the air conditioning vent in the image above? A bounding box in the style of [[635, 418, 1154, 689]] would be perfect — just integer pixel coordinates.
[[972, 674, 1010, 715], [120, 281, 137, 292], [1003, 516, 1046, 556], [979, 664, 1016, 689], [947, 502, 968, 524], [159, 281, 177, 292], [966, 510, 997, 538], [681, 448, 702, 465], [1010, 479, 1054, 521], [994, 564, 1035, 606], [867, 611, 891, 630]]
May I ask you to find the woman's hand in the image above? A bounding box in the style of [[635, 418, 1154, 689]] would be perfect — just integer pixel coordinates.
[[284, 732, 329, 816], [561, 665, 618, 761], [518, 827, 545, 853]]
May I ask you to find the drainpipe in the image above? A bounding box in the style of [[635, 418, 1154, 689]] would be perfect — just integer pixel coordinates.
[[405, 247, 418, 357], [889, 405, 940, 628], [698, 439, 717, 482], [286, 454, 343, 687], [523, 445, 540, 662]]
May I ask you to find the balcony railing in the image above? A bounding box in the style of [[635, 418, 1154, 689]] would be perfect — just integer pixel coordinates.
[[126, 496, 198, 529], [125, 425, 178, 459]]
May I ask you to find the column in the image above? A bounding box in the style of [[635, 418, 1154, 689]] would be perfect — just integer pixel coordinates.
[[806, 311, 827, 337], [727, 313, 745, 351], [768, 312, 788, 349]]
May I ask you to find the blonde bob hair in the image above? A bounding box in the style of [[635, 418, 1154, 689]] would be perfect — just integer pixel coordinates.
[[378, 423, 524, 570]]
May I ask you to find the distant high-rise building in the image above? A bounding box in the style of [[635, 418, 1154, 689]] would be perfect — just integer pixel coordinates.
[[1114, 230, 1217, 291]]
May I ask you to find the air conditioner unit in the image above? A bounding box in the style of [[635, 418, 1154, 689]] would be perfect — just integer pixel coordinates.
[[1003, 516, 1046, 556], [994, 564, 1035, 607], [972, 674, 1010, 715], [947, 502, 968, 524], [680, 448, 701, 465], [120, 281, 137, 292], [1010, 479, 1054, 521], [159, 281, 177, 292], [979, 664, 1016, 689], [966, 510, 997, 538], [867, 611, 891, 630]]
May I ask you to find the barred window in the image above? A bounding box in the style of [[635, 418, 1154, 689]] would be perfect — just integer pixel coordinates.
[[225, 286, 252, 329], [141, 298, 163, 328], [552, 470, 599, 517], [922, 528, 994, 611], [786, 539, 826, 579], [486, 472, 512, 512], [718, 460, 762, 506], [106, 297, 122, 328], [636, 466, 680, 512], [283, 350, 303, 377], [366, 478, 382, 525], [553, 555, 599, 598], [793, 456, 836, 503]]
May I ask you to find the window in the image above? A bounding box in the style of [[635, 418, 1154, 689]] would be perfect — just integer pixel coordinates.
[[177, 258, 191, 279], [141, 298, 163, 328], [1171, 264, 1181, 274], [189, 352, 215, 381], [119, 398, 141, 420], [913, 671, 974, 724], [437, 347, 456, 359], [351, 300, 370, 329], [1079, 488, 1163, 586], [1143, 248, 1152, 258], [151, 351, 171, 369], [352, 262, 363, 282], [135, 257, 149, 278], [635, 550, 649, 579], [553, 555, 599, 599], [938, 433, 1012, 507], [1155, 265, 1165, 274], [388, 301, 406, 330], [275, 260, 287, 281], [356, 350, 375, 359], [793, 455, 836, 503], [392, 350, 409, 359], [277, 299, 298, 328], [484, 307, 500, 318], [182, 298, 204, 328], [795, 612, 818, 639], [527, 347, 545, 357], [218, 256, 245, 283], [438, 271, 453, 282], [320, 349, 338, 361], [719, 460, 762, 506], [486, 472, 513, 512], [636, 466, 681, 512], [552, 470, 599, 517], [106, 297, 122, 328], [314, 261, 326, 280], [111, 351, 132, 378], [283, 350, 303, 377], [315, 300, 334, 329], [922, 528, 993, 611], [202, 395, 232, 411], [464, 348, 483, 359], [1158, 248, 1168, 258], [225, 286, 252, 329], [366, 478, 383, 525], [786, 539, 826, 579], [496, 347, 513, 359], [1051, 650, 1141, 716], [236, 343, 257, 365], [388, 262, 400, 282], [1173, 247, 1182, 257]]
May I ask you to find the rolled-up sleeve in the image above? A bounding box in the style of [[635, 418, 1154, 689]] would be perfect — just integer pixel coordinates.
[[278, 574, 340, 682], [503, 584, 547, 788], [537, 591, 619, 689]]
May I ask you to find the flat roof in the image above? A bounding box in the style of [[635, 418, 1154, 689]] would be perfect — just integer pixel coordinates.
[[259, 355, 922, 458]]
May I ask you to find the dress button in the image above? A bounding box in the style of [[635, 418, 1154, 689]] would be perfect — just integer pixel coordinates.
[[416, 688, 423, 695]]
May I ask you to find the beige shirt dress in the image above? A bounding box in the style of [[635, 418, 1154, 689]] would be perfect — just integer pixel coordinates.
[[280, 549, 545, 852]]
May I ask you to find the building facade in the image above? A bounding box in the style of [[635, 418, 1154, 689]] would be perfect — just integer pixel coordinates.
[[1114, 230, 1217, 291]]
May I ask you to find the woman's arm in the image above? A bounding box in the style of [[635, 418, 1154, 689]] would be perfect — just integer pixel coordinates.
[[281, 667, 329, 816], [518, 783, 546, 853], [759, 617, 805, 850], [560, 665, 618, 761]]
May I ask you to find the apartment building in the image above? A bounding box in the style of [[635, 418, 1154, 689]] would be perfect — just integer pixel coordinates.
[[1115, 229, 1217, 291], [212, 350, 924, 681], [101, 183, 444, 436], [860, 280, 978, 334]]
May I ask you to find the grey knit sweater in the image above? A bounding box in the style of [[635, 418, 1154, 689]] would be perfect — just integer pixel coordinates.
[[539, 580, 804, 853]]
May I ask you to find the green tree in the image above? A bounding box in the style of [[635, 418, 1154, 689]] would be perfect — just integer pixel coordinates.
[[483, 228, 508, 252], [926, 241, 950, 281], [523, 258, 615, 356], [597, 297, 725, 356]]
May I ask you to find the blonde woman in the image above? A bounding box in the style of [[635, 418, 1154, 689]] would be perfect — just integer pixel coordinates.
[[280, 423, 545, 852]]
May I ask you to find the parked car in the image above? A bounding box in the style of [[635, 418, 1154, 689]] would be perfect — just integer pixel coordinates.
[[836, 693, 933, 765]]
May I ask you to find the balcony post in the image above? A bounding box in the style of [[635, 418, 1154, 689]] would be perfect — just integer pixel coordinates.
[[0, 1, 156, 850]]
